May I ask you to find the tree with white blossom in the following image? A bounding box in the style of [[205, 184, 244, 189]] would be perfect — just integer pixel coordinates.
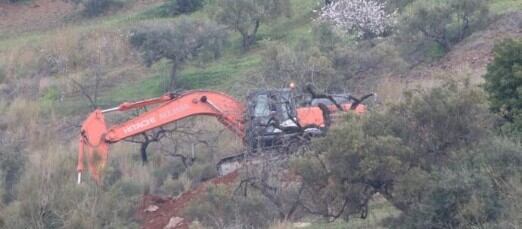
[[318, 0, 395, 39]]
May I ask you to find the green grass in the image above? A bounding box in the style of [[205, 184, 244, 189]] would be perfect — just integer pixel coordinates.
[[92, 0, 317, 105], [490, 0, 522, 13], [96, 54, 261, 106]]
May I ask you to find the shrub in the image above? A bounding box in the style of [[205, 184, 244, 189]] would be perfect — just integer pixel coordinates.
[[0, 0, 24, 3], [0, 148, 25, 204], [0, 66, 5, 84], [186, 163, 217, 184], [394, 167, 504, 229], [160, 178, 185, 197], [72, 0, 125, 17], [0, 147, 144, 228], [162, 0, 205, 16], [292, 79, 519, 225], [483, 39, 522, 136]]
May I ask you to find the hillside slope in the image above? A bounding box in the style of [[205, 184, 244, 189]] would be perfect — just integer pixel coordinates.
[[0, 0, 520, 228]]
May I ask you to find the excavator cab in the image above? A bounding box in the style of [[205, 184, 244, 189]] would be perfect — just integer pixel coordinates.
[[245, 89, 302, 151]]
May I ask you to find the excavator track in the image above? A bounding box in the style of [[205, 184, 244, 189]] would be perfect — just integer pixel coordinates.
[[216, 136, 312, 176]]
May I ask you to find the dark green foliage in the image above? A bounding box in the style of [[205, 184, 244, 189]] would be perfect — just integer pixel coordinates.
[[72, 0, 125, 17], [0, 148, 25, 204], [395, 168, 503, 229], [483, 39, 522, 136], [0, 0, 25, 3], [294, 80, 521, 227], [400, 0, 489, 53], [130, 17, 228, 90], [163, 0, 205, 16], [0, 65, 5, 84], [393, 137, 522, 228], [153, 159, 186, 188]]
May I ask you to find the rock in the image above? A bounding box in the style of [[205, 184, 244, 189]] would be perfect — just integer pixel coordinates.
[[164, 216, 184, 229], [144, 205, 159, 213]]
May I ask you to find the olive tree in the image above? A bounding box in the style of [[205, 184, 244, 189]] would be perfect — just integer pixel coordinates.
[[214, 0, 291, 51], [292, 80, 521, 227], [400, 0, 488, 51], [130, 17, 228, 90]]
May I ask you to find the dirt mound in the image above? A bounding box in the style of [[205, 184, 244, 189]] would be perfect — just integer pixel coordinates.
[[136, 171, 240, 229]]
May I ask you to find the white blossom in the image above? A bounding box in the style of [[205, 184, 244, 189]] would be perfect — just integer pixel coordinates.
[[319, 0, 395, 39]]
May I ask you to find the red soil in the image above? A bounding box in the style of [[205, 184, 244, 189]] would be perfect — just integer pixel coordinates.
[[136, 171, 240, 229]]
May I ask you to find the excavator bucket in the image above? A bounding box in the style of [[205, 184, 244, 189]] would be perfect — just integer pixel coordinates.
[[77, 110, 109, 184]]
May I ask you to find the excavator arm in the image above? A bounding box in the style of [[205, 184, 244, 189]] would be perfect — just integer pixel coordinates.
[[77, 90, 245, 184]]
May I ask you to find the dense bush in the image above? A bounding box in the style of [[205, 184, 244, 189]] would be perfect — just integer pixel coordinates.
[[0, 66, 5, 84], [392, 137, 522, 228], [187, 163, 217, 184], [483, 39, 522, 137], [0, 0, 24, 3], [72, 0, 125, 17], [162, 0, 205, 16], [0, 148, 25, 204], [292, 80, 522, 227]]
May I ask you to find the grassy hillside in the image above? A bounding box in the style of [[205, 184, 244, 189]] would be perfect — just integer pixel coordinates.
[[0, 0, 520, 228]]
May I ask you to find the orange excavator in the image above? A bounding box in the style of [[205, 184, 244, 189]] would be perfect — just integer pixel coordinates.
[[76, 85, 373, 184]]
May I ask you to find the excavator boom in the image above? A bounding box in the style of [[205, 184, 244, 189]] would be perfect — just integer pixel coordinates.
[[77, 90, 245, 183]]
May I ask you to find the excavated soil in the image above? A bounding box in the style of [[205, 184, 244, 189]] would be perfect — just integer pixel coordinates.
[[136, 171, 240, 229]]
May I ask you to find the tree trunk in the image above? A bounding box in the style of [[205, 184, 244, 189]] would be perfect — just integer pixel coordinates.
[[168, 61, 178, 91], [240, 20, 261, 52], [140, 141, 150, 164]]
